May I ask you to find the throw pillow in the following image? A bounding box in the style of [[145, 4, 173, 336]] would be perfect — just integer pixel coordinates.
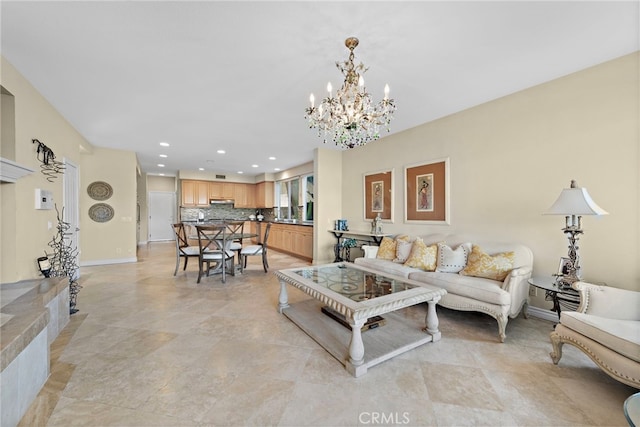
[[404, 238, 438, 271], [460, 244, 515, 281], [376, 237, 396, 260], [393, 239, 413, 263], [436, 242, 472, 273]]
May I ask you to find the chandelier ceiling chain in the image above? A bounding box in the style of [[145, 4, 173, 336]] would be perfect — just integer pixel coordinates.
[[305, 37, 397, 149]]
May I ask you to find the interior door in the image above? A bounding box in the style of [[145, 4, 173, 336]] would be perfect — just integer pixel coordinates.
[[148, 191, 176, 241], [63, 158, 80, 279]]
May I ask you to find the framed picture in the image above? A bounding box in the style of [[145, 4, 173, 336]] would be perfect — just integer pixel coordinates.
[[404, 157, 450, 224], [557, 257, 573, 276], [363, 169, 393, 222]]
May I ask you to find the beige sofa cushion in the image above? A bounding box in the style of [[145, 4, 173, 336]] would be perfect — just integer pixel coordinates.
[[354, 258, 420, 278], [460, 244, 514, 281], [408, 271, 510, 306], [561, 311, 640, 363]]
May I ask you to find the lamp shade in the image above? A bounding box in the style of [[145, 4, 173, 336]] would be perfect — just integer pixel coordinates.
[[544, 180, 608, 216]]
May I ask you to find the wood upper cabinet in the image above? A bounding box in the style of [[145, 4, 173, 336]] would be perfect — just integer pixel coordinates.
[[208, 182, 223, 199], [255, 181, 274, 208], [233, 183, 256, 208], [181, 180, 209, 206], [182, 180, 258, 208]]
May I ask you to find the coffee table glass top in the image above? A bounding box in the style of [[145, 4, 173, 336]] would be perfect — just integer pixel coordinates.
[[291, 263, 419, 302]]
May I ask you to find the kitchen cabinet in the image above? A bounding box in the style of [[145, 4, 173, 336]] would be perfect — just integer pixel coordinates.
[[268, 223, 312, 261], [256, 181, 274, 208], [208, 182, 223, 199], [222, 183, 235, 199], [181, 180, 209, 206], [233, 183, 256, 208]]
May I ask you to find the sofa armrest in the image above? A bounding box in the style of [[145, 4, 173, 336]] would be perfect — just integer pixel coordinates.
[[502, 266, 532, 315], [502, 266, 532, 290], [361, 245, 379, 258], [574, 281, 640, 320]]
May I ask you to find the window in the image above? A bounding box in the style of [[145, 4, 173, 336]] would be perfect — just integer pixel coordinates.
[[276, 174, 313, 221]]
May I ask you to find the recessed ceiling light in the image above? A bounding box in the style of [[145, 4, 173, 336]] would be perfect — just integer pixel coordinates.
[[251, 164, 258, 168], [237, 171, 243, 174], [159, 154, 168, 158], [158, 164, 165, 167], [217, 150, 226, 154], [198, 167, 204, 171], [274, 168, 281, 171], [159, 173, 165, 176], [159, 142, 170, 147], [269, 156, 276, 160]]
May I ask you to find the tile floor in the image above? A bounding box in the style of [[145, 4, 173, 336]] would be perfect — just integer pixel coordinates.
[[19, 243, 637, 426]]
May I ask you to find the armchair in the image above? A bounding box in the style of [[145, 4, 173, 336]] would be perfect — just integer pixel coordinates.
[[550, 281, 640, 388]]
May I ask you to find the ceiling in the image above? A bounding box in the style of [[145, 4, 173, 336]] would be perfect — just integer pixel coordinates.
[[2, 1, 638, 178]]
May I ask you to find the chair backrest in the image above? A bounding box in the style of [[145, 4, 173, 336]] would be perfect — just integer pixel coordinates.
[[224, 220, 245, 240], [262, 222, 272, 248], [172, 223, 189, 250], [195, 225, 226, 254]]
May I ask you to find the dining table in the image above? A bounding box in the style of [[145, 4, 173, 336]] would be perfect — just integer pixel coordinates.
[[187, 222, 258, 279]]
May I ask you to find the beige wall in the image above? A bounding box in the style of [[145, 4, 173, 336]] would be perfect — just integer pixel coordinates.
[[1, 57, 85, 283], [80, 147, 138, 265], [314, 148, 343, 263], [339, 52, 639, 295]]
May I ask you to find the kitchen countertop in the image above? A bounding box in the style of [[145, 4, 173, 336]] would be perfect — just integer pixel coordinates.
[[183, 220, 313, 227]]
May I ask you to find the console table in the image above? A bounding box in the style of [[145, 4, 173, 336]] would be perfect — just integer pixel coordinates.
[[328, 229, 392, 262]]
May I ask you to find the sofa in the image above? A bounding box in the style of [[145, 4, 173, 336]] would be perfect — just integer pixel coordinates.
[[354, 234, 533, 342], [550, 281, 640, 388]]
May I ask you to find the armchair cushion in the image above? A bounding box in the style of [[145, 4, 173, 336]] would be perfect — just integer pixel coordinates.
[[560, 312, 640, 363]]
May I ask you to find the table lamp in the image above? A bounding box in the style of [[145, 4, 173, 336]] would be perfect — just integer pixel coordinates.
[[544, 180, 608, 287]]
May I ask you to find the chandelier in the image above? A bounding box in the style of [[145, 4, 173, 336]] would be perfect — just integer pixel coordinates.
[[304, 37, 397, 149]]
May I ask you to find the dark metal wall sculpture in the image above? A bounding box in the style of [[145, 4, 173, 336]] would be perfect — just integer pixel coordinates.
[[47, 205, 82, 314], [33, 139, 65, 182]]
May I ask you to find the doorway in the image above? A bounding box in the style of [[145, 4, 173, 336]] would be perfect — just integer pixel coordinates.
[[148, 191, 176, 241]]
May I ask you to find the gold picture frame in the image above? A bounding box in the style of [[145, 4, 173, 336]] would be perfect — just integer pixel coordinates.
[[404, 158, 450, 224], [363, 168, 393, 222]]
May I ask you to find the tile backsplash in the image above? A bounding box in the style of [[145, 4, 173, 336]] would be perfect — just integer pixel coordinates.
[[181, 206, 274, 222]]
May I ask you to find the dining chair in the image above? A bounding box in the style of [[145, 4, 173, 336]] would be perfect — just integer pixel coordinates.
[[195, 224, 235, 283], [240, 222, 271, 273], [172, 223, 200, 276], [224, 220, 245, 265]]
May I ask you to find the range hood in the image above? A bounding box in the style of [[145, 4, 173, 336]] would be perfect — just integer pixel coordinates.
[[209, 199, 234, 205]]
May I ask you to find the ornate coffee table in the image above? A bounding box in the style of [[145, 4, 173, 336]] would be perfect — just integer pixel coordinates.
[[275, 263, 446, 377]]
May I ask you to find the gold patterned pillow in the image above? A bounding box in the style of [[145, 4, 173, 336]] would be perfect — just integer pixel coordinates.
[[460, 245, 514, 281], [403, 238, 438, 271], [376, 237, 396, 260]]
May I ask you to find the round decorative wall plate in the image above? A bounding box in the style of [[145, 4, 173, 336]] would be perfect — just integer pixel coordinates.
[[87, 181, 113, 201], [89, 203, 115, 223]]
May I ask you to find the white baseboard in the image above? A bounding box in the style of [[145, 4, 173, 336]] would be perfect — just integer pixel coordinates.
[[526, 305, 560, 323], [138, 241, 148, 245], [80, 257, 137, 267]]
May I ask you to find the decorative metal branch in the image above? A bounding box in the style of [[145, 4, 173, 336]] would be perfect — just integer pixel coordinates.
[[33, 139, 65, 182], [47, 204, 82, 314]]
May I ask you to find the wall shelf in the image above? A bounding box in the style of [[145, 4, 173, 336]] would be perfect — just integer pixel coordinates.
[[0, 157, 35, 183]]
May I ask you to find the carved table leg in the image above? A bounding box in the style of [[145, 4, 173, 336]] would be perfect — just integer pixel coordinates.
[[278, 280, 289, 313], [424, 298, 441, 342], [346, 318, 367, 377]]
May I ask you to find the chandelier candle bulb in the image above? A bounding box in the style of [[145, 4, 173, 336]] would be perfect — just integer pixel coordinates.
[[310, 94, 315, 108], [384, 84, 390, 100]]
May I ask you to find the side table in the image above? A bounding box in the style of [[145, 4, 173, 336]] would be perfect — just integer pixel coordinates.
[[528, 276, 580, 321]]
